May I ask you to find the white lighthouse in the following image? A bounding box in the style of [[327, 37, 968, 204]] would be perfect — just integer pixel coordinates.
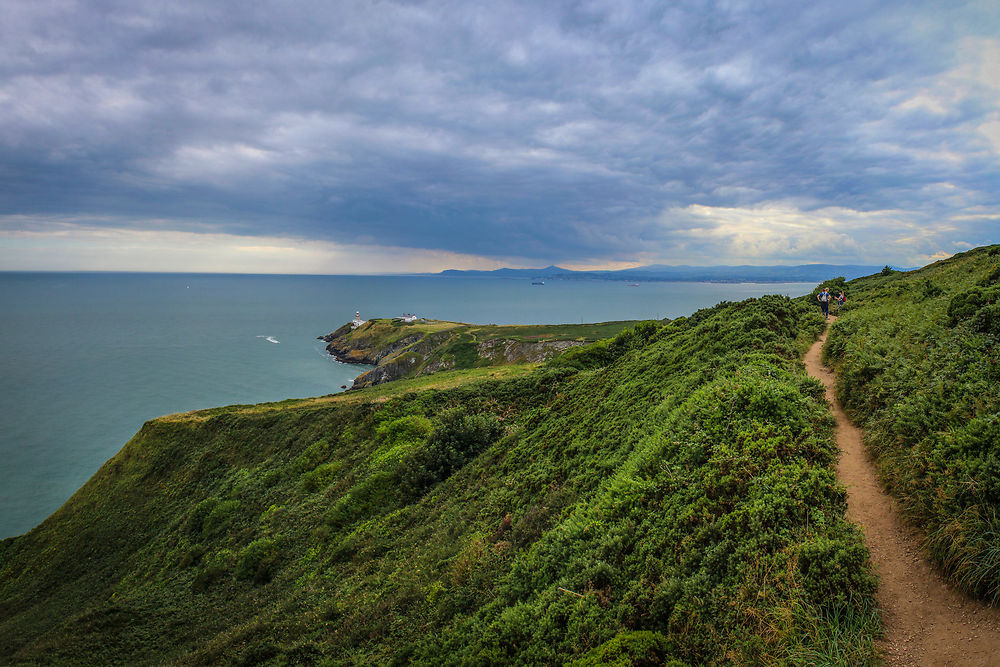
[[351, 310, 366, 329]]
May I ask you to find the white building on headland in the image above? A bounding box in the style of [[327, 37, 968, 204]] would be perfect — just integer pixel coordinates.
[[398, 313, 418, 322], [351, 311, 367, 329]]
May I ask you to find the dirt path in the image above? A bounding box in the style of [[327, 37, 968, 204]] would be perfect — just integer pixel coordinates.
[[804, 321, 1000, 666]]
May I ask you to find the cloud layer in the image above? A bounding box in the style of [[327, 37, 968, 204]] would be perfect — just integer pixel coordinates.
[[1, 0, 998, 271]]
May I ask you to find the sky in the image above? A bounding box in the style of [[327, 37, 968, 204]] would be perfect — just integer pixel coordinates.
[[1, 0, 998, 274]]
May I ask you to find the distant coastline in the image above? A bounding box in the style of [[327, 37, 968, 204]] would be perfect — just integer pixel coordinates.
[[435, 263, 903, 283]]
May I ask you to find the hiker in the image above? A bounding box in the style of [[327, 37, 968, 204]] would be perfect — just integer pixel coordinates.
[[817, 287, 832, 319], [837, 291, 846, 308]]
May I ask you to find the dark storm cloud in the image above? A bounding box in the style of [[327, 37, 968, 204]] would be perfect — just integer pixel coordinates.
[[1, 0, 998, 266]]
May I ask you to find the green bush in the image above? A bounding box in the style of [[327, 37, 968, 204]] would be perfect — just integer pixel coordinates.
[[797, 537, 876, 607], [236, 538, 281, 584], [567, 631, 684, 667], [186, 497, 239, 537], [289, 438, 331, 474], [920, 279, 944, 299], [971, 303, 1000, 335], [192, 548, 236, 592], [301, 463, 338, 493], [374, 414, 433, 465], [947, 287, 990, 325], [397, 409, 504, 496]]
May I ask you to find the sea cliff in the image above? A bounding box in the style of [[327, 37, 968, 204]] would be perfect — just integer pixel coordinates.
[[321, 318, 636, 388]]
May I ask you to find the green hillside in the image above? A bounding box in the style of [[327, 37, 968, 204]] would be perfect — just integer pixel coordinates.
[[0, 296, 881, 664], [823, 244, 1000, 603]]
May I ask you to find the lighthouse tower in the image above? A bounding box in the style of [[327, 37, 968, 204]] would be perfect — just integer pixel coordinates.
[[351, 310, 366, 329]]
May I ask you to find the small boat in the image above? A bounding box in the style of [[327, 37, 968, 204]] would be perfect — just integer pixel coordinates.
[[531, 281, 544, 285], [627, 283, 640, 287]]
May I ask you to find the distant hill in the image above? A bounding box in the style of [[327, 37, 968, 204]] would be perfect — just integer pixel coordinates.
[[439, 263, 898, 283]]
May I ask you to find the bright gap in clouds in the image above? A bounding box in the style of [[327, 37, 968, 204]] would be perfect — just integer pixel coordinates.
[[0, 223, 516, 274]]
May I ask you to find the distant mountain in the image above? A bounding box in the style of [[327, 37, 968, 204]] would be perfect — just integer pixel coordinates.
[[437, 263, 897, 283], [438, 265, 574, 278]]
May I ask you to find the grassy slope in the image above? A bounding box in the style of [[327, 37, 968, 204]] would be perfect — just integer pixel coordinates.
[[823, 244, 1000, 603], [0, 296, 880, 666]]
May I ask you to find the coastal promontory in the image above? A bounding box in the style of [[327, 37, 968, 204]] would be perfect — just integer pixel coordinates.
[[321, 317, 639, 388]]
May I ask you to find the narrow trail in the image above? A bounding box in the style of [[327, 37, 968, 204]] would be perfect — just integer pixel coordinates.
[[804, 320, 1000, 666]]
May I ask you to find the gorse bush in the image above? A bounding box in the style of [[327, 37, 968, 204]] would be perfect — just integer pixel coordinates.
[[0, 293, 879, 665], [566, 631, 683, 667], [825, 244, 1000, 602], [397, 409, 504, 496], [236, 538, 281, 584]]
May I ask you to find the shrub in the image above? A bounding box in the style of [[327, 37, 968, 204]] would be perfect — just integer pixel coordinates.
[[920, 279, 944, 299], [301, 463, 338, 493], [289, 439, 331, 474], [236, 538, 281, 584], [186, 498, 220, 536], [797, 537, 876, 608], [948, 288, 987, 326], [186, 497, 239, 537], [398, 409, 504, 495], [203, 500, 240, 535], [192, 549, 236, 592], [971, 303, 1000, 335], [567, 631, 684, 667]]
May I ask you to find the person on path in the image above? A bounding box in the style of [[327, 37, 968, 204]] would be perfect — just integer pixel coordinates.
[[817, 287, 832, 319]]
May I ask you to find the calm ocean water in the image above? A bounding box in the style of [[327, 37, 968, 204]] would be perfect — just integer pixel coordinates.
[[0, 272, 813, 538]]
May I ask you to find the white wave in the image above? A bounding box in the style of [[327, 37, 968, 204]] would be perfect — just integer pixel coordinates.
[[256, 335, 280, 344]]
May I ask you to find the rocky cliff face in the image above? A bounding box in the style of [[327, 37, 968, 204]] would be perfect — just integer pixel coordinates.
[[322, 322, 423, 366], [476, 339, 583, 364]]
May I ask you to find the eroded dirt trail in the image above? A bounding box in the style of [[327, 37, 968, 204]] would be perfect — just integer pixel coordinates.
[[804, 322, 1000, 666]]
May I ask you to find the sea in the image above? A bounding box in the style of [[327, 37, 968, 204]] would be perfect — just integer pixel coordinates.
[[0, 272, 814, 539]]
